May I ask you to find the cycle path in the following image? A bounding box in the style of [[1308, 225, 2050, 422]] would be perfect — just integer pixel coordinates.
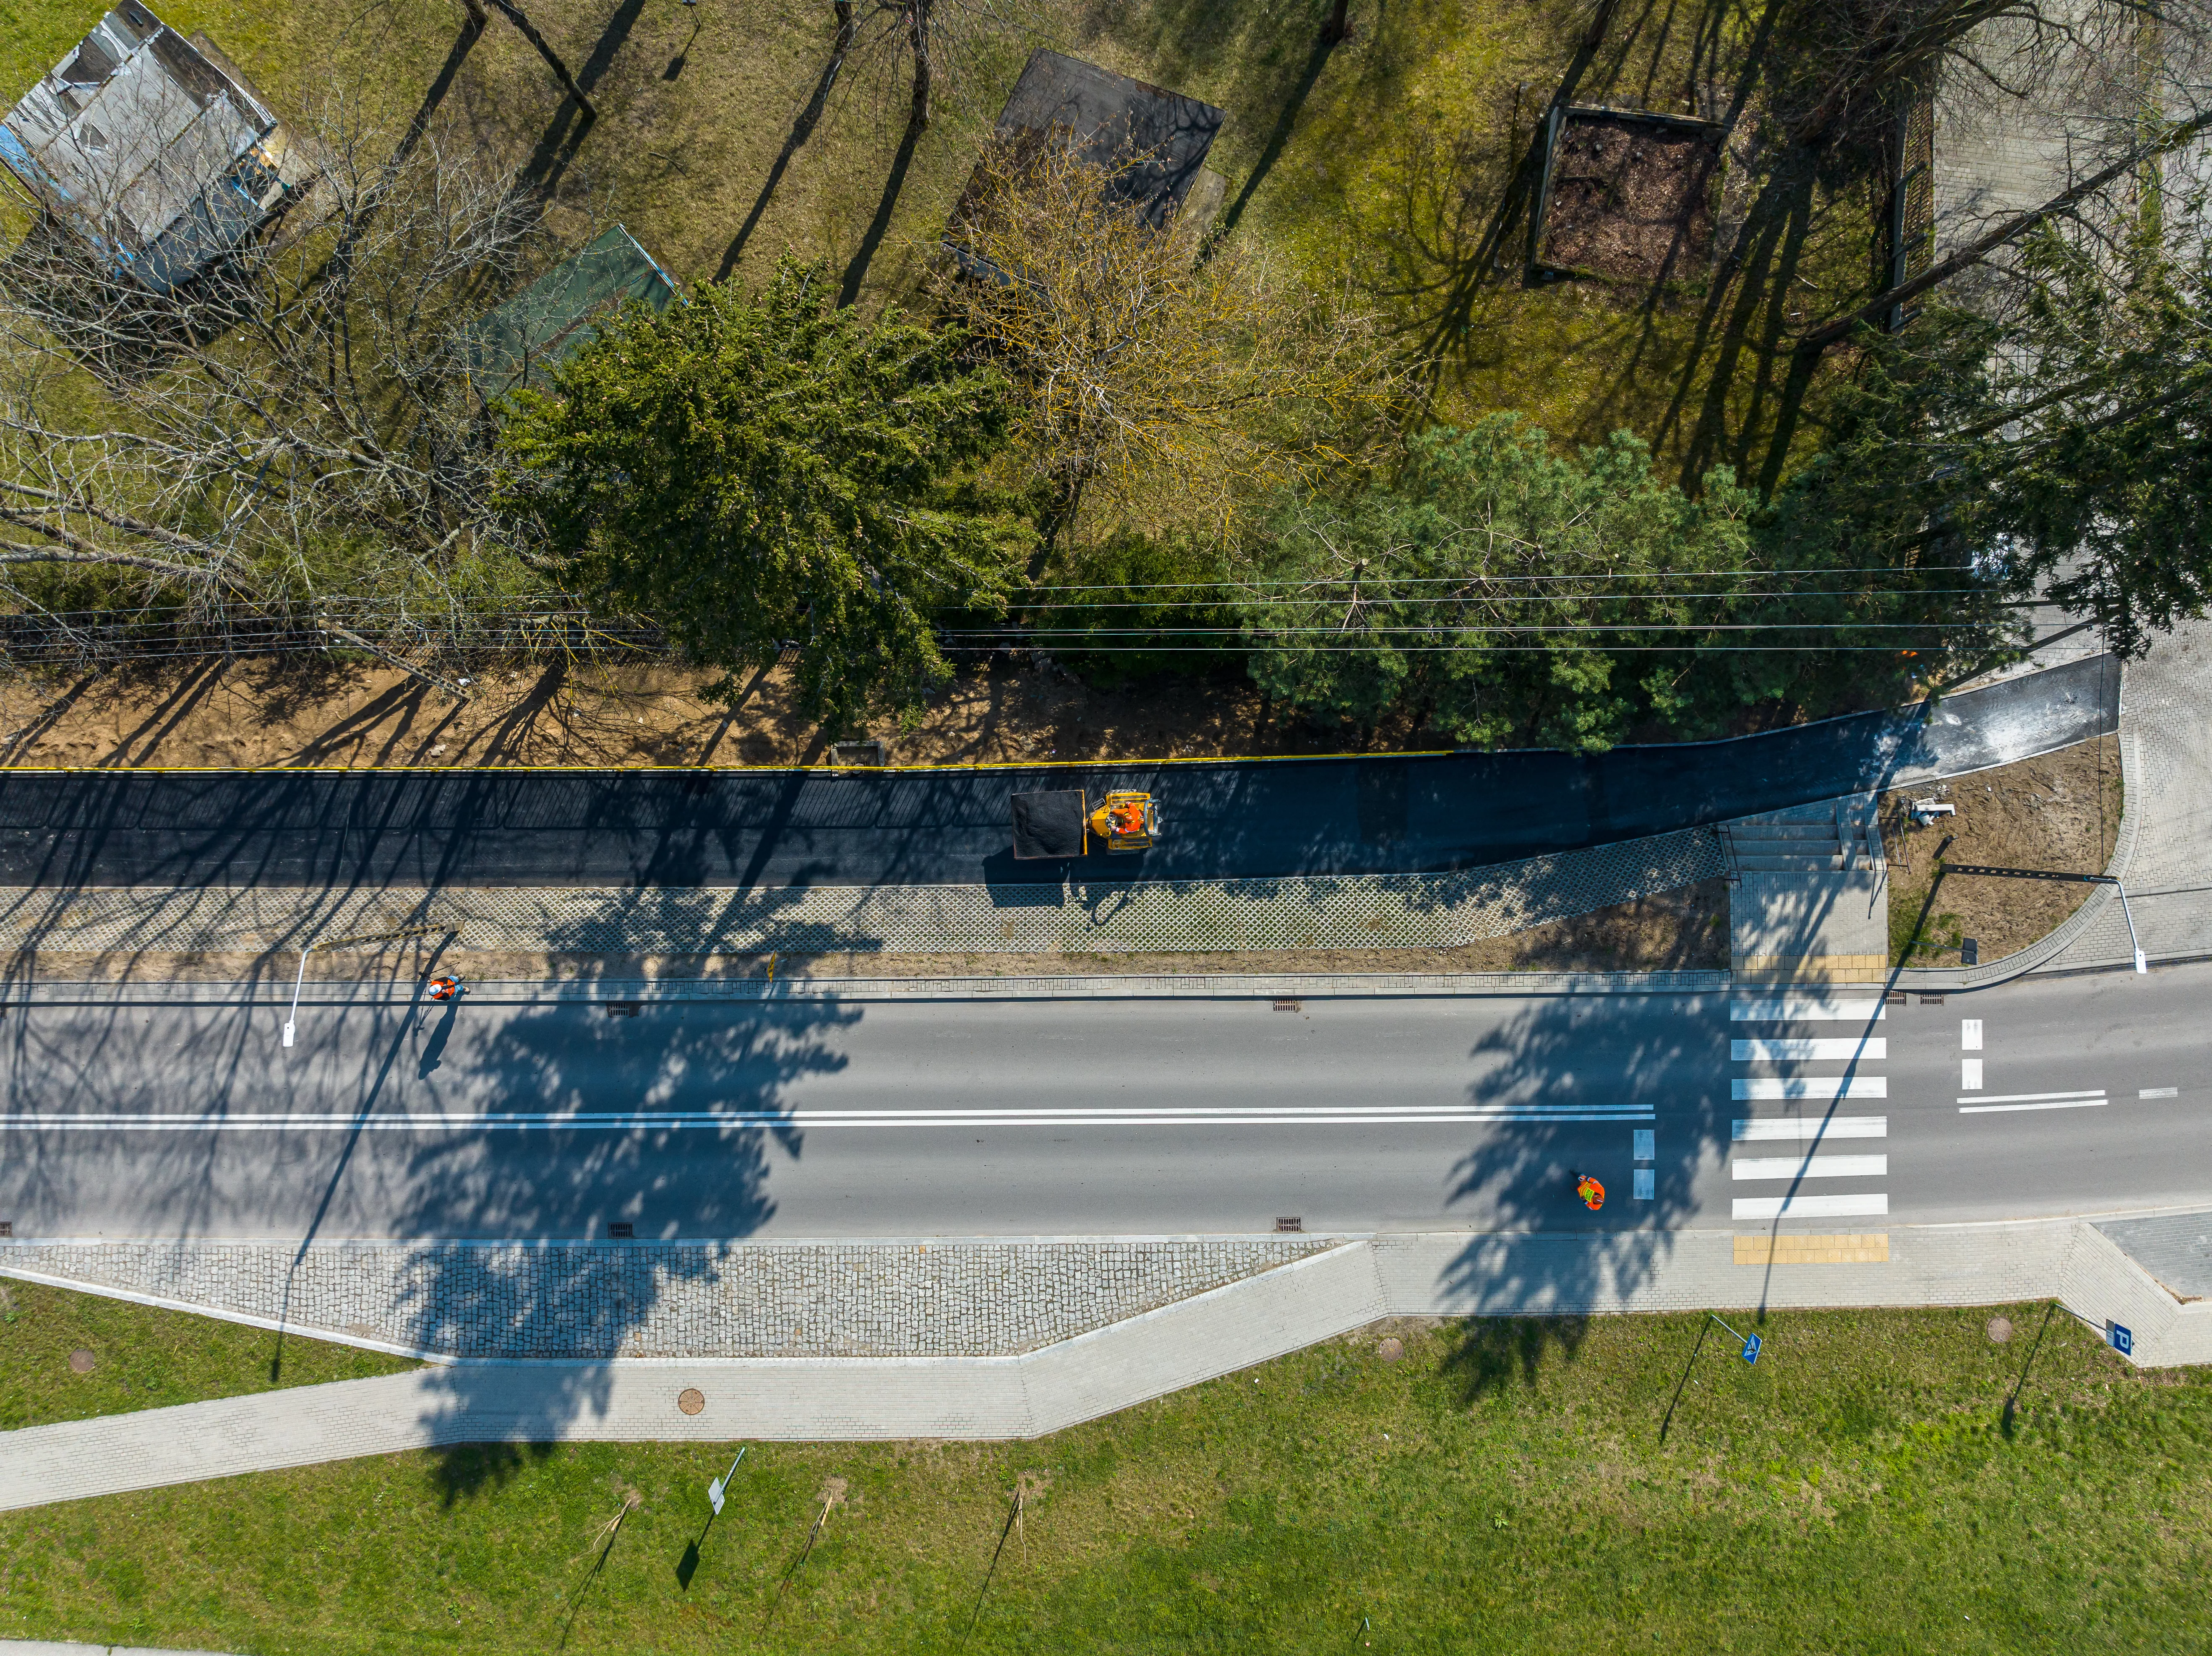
[[0, 656, 2115, 890]]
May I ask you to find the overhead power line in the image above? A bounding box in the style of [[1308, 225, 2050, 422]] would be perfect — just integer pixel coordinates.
[[942, 643, 1963, 655], [944, 622, 1992, 638], [1027, 588, 2010, 609], [1020, 565, 1980, 592]]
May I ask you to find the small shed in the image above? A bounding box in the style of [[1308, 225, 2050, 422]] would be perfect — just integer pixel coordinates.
[[986, 51, 1225, 230], [0, 5, 303, 293], [462, 224, 678, 399]]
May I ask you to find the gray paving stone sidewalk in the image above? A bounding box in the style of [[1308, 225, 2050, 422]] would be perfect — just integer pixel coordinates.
[[3, 1216, 2206, 1512], [0, 1236, 1332, 1360], [0, 825, 1724, 957], [2042, 620, 2212, 973]]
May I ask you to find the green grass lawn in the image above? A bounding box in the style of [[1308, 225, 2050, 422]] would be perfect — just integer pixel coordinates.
[[2, 1302, 2205, 1653], [0, 1276, 417, 1432]]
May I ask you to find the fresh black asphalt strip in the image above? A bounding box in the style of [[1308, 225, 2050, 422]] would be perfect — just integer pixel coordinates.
[[0, 656, 2117, 890]]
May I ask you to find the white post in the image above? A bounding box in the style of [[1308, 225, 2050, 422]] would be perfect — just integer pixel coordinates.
[[282, 928, 321, 1048], [2115, 883, 2149, 974]]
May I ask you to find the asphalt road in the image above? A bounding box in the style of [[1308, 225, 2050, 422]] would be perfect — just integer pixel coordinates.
[[0, 656, 2117, 888], [1, 954, 2202, 1242]]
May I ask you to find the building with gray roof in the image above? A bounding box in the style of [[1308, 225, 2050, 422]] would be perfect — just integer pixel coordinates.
[[0, 4, 302, 294]]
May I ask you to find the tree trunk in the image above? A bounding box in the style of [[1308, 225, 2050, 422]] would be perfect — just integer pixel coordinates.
[[906, 0, 934, 136], [1323, 0, 1351, 44], [835, 0, 856, 53], [481, 0, 596, 122], [1799, 106, 2212, 352]]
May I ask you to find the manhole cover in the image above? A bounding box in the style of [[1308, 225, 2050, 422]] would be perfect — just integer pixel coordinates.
[[677, 1387, 706, 1415], [1377, 1337, 1404, 1363], [1986, 1316, 2014, 1345], [68, 1348, 96, 1375]]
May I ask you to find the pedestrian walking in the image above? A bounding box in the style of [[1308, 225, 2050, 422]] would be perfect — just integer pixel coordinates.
[[1574, 1172, 1605, 1212], [427, 974, 465, 1003]]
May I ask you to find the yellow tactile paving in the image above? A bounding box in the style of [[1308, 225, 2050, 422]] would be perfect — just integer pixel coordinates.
[[1734, 1233, 1891, 1265]]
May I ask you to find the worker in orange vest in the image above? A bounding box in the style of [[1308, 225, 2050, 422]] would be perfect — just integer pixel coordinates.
[[427, 974, 465, 1003], [1575, 1172, 1605, 1212]]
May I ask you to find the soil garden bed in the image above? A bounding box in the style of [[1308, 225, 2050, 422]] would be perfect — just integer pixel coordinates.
[[1881, 733, 2123, 966], [1536, 106, 1722, 284]]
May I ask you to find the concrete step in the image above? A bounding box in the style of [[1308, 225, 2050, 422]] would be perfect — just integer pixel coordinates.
[[1729, 824, 1838, 842], [1735, 854, 1849, 871], [1732, 803, 1842, 825]]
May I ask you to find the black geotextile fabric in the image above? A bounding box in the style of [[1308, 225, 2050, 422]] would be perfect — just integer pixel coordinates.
[[1010, 789, 1086, 859]]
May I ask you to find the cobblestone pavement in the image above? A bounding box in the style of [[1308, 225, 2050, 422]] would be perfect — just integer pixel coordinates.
[[0, 1236, 1333, 1359], [0, 826, 1724, 957]]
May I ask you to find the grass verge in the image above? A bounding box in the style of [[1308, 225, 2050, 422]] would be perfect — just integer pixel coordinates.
[[0, 1276, 419, 1432], [1, 1303, 2205, 1653]]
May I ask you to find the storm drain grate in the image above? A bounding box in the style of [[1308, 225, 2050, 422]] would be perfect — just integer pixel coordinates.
[[1274, 1216, 1304, 1233], [605, 1002, 642, 1017]]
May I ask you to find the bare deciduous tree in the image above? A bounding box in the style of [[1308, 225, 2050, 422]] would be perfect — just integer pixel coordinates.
[[788, 0, 1038, 138], [463, 0, 596, 121], [0, 101, 557, 628], [1784, 0, 2212, 149], [1798, 0, 2212, 340], [931, 139, 1406, 546]]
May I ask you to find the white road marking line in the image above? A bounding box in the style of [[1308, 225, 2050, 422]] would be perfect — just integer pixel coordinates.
[[1962, 1057, 1983, 1090], [1961, 1018, 1983, 1052], [1633, 1128, 1655, 1160], [1732, 1194, 1890, 1219], [1732, 1116, 1887, 1140], [1633, 1168, 1655, 1200], [1951, 1089, 2105, 1105], [1732, 1038, 1887, 1061], [1959, 1097, 2108, 1115], [0, 1106, 1658, 1133], [2142, 1087, 2179, 1099], [1729, 999, 1885, 1022], [1732, 1077, 1887, 1100], [1731, 1154, 1889, 1181]]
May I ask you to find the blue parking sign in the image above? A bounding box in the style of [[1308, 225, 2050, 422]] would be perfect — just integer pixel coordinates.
[[1741, 1333, 1762, 1365], [2109, 1323, 2134, 1357]]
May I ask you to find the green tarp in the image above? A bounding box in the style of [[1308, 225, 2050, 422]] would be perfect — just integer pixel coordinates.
[[464, 224, 676, 397]]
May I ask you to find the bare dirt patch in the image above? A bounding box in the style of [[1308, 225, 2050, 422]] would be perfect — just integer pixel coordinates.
[[1539, 112, 1720, 284], [1881, 734, 2123, 966], [0, 639, 1917, 772], [0, 657, 1393, 770]]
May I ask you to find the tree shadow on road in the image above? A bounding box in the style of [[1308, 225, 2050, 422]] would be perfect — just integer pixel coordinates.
[[382, 978, 853, 1500], [1432, 987, 1725, 1333]]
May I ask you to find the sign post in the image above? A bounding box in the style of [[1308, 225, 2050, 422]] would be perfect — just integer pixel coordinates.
[[707, 1445, 747, 1516], [1707, 1312, 1763, 1366], [2108, 1322, 2134, 1358]]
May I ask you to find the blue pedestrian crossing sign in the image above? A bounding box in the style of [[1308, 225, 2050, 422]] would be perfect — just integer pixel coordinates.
[[1741, 1334, 1763, 1365], [2109, 1322, 2134, 1357]]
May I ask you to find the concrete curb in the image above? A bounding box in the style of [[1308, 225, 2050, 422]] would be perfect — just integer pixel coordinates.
[[0, 969, 1732, 1006], [0, 1216, 2200, 1512]]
